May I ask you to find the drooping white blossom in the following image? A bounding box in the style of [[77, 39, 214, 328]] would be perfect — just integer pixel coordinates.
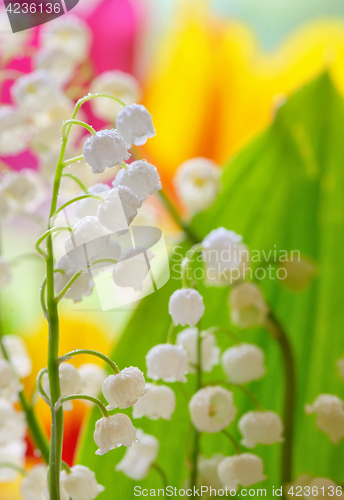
[[102, 367, 146, 410], [11, 70, 62, 115], [97, 186, 141, 232], [146, 343, 188, 383], [0, 106, 33, 155], [112, 246, 155, 292], [90, 70, 140, 120], [132, 383, 176, 420], [173, 157, 221, 215], [78, 364, 107, 404], [168, 288, 205, 327], [20, 464, 48, 500], [278, 255, 317, 292], [217, 453, 266, 491], [0, 334, 32, 378], [0, 257, 12, 290], [94, 413, 137, 455], [43, 363, 83, 411], [0, 440, 26, 483], [238, 411, 284, 448], [221, 343, 266, 385], [34, 47, 77, 85], [0, 169, 40, 211], [305, 394, 344, 444], [197, 454, 225, 494], [116, 429, 159, 480], [176, 328, 220, 373], [83, 130, 130, 174], [285, 475, 313, 500], [114, 160, 161, 201], [189, 386, 237, 433], [308, 478, 339, 499], [0, 359, 23, 401], [0, 10, 29, 61], [229, 282, 269, 329], [0, 399, 26, 446], [55, 254, 94, 303], [61, 465, 105, 500], [202, 227, 249, 286], [74, 184, 110, 219], [116, 104, 156, 147]]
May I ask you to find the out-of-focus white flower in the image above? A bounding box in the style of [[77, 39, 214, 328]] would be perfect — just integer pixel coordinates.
[[146, 344, 188, 383], [169, 288, 205, 327], [0, 399, 26, 446], [337, 357, 344, 381], [238, 411, 284, 448], [61, 465, 104, 500], [173, 158, 221, 215], [11, 70, 62, 115], [41, 16, 91, 63], [102, 367, 146, 410], [0, 106, 33, 155], [112, 246, 155, 292], [0, 169, 40, 210], [90, 70, 140, 120], [97, 186, 141, 232], [0, 335, 32, 378], [116, 428, 159, 480], [64, 215, 110, 270], [132, 383, 176, 420], [116, 104, 156, 147], [0, 359, 23, 401], [0, 10, 29, 60], [0, 440, 26, 483], [305, 394, 344, 444], [55, 254, 94, 303], [20, 464, 48, 500], [176, 328, 220, 373], [0, 189, 10, 219], [229, 282, 269, 329], [43, 363, 83, 411], [308, 478, 339, 499], [278, 255, 316, 292], [202, 228, 249, 286], [217, 453, 266, 491], [114, 160, 161, 201], [0, 257, 12, 290], [197, 454, 225, 494], [34, 47, 76, 85], [78, 364, 107, 404], [285, 475, 313, 500], [94, 413, 137, 455], [221, 343, 266, 385], [83, 130, 130, 174], [74, 184, 110, 219], [189, 386, 237, 433]]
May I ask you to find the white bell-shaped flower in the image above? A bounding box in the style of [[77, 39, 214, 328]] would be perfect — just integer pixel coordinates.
[[197, 454, 225, 493], [0, 106, 33, 155], [238, 411, 284, 448], [116, 104, 156, 147], [221, 343, 266, 385], [97, 186, 142, 232], [176, 328, 220, 373], [305, 394, 344, 444], [0, 440, 26, 483], [78, 364, 107, 405], [90, 70, 140, 120], [217, 453, 266, 491], [0, 257, 11, 290], [74, 183, 110, 219], [146, 343, 188, 383], [102, 366, 146, 410], [202, 227, 249, 286], [0, 359, 23, 401], [34, 47, 76, 85], [116, 428, 159, 480], [173, 158, 221, 215], [285, 475, 313, 499], [132, 383, 176, 420], [94, 413, 137, 455], [83, 130, 130, 174], [0, 11, 29, 60], [1, 169, 40, 209], [229, 282, 269, 329], [64, 216, 110, 270], [43, 363, 83, 411], [114, 160, 161, 201], [0, 399, 26, 446], [20, 464, 48, 500], [11, 70, 62, 115], [308, 478, 339, 499], [112, 246, 155, 292], [168, 288, 205, 327], [55, 254, 94, 303], [189, 386, 237, 433], [0, 334, 32, 378], [61, 465, 104, 500]]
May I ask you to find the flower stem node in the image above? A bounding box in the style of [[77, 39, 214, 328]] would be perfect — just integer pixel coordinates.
[[114, 159, 162, 201], [188, 386, 237, 433], [229, 282, 269, 329], [61, 465, 105, 500], [146, 344, 188, 383], [116, 429, 159, 480], [83, 129, 130, 174], [168, 288, 205, 327], [115, 104, 156, 147], [102, 367, 146, 410], [238, 411, 284, 448], [217, 453, 267, 491], [305, 394, 344, 444], [221, 343, 266, 385], [132, 383, 176, 420], [94, 413, 137, 455]]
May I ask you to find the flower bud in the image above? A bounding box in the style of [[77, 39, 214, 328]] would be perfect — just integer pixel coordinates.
[[146, 344, 188, 383], [112, 246, 155, 292], [83, 130, 130, 174], [278, 255, 316, 291], [0, 334, 32, 378], [114, 160, 161, 201], [229, 282, 269, 328], [221, 343, 266, 385], [238, 411, 284, 448], [116, 104, 156, 147], [78, 364, 107, 405], [168, 288, 205, 327], [0, 359, 23, 401], [43, 363, 83, 411], [0, 399, 26, 446], [189, 386, 237, 433], [305, 394, 344, 444], [74, 184, 110, 219], [217, 453, 266, 491], [94, 413, 137, 455], [61, 465, 104, 500], [55, 255, 94, 303], [176, 328, 220, 373], [20, 464, 48, 500], [102, 367, 146, 410], [11, 70, 62, 115], [133, 383, 176, 420], [116, 429, 159, 480], [97, 186, 142, 232], [0, 257, 12, 290]]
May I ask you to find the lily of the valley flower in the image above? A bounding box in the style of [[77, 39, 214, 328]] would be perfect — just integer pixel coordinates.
[[238, 411, 284, 448], [305, 394, 344, 444], [229, 282, 269, 329], [102, 367, 146, 410], [0, 399, 26, 446], [94, 413, 137, 455], [197, 454, 225, 493], [55, 254, 94, 303], [132, 383, 176, 420], [114, 160, 161, 201], [74, 184, 110, 219], [0, 334, 32, 378], [176, 327, 220, 373], [34, 47, 77, 86], [116, 104, 156, 147], [83, 130, 130, 174], [0, 359, 23, 401], [112, 247, 155, 292], [61, 465, 104, 500], [217, 453, 266, 491], [221, 343, 266, 385], [0, 106, 33, 155], [189, 386, 237, 433], [97, 186, 141, 232], [116, 429, 159, 480], [43, 363, 83, 411], [168, 288, 205, 327], [146, 343, 188, 383], [0, 440, 26, 483], [20, 464, 48, 500], [78, 364, 107, 405]]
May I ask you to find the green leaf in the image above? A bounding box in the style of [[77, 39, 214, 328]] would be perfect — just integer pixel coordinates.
[[77, 72, 344, 496]]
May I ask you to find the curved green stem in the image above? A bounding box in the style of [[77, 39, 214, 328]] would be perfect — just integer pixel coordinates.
[[228, 383, 262, 411], [72, 93, 125, 121], [58, 349, 120, 374], [159, 190, 200, 244], [61, 119, 96, 138], [207, 326, 241, 344], [61, 173, 88, 193], [35, 227, 73, 259], [56, 394, 109, 417], [54, 270, 83, 303], [151, 463, 168, 489], [166, 322, 175, 344], [61, 461, 71, 474], [0, 462, 26, 475], [222, 430, 241, 455], [40, 277, 48, 317], [50, 194, 104, 221], [62, 155, 84, 167], [36, 368, 51, 406]]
